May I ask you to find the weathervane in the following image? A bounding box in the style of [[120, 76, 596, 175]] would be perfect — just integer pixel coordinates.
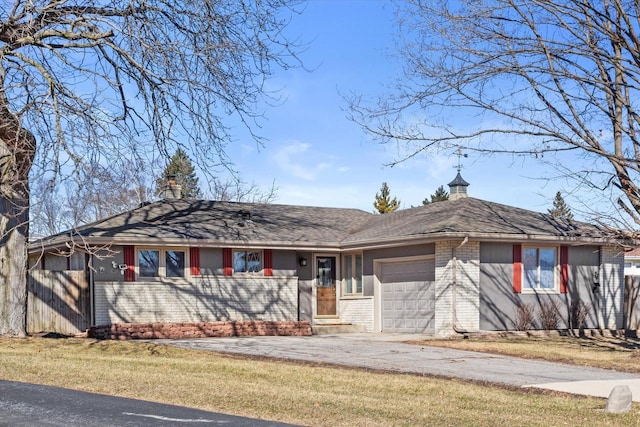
[[455, 147, 468, 173]]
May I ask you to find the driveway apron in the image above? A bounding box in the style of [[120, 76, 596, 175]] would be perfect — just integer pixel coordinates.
[[154, 334, 640, 401]]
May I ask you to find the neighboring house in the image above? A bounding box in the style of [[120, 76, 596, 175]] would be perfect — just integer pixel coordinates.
[[625, 247, 640, 276], [624, 247, 640, 330], [29, 174, 627, 337]]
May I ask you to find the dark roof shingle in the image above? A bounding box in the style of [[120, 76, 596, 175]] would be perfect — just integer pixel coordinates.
[[33, 197, 611, 250]]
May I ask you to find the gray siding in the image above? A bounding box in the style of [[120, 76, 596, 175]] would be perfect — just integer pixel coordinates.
[[92, 248, 126, 282], [43, 253, 67, 271], [93, 246, 297, 281], [479, 243, 601, 331], [297, 251, 313, 322], [272, 250, 297, 276], [94, 276, 298, 325], [200, 248, 223, 275]]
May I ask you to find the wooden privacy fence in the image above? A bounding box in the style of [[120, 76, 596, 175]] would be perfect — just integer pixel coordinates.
[[27, 270, 90, 335]]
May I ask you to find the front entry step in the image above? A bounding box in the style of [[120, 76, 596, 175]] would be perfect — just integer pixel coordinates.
[[312, 323, 367, 335]]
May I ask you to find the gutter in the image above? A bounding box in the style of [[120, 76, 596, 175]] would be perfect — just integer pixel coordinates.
[[31, 231, 617, 255], [340, 232, 617, 251], [452, 236, 469, 335]]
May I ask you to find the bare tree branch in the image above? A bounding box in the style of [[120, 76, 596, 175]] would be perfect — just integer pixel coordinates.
[[349, 0, 640, 229], [0, 0, 304, 335]]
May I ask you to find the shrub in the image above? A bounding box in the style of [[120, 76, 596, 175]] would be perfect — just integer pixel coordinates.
[[513, 303, 535, 331], [538, 299, 562, 330], [570, 301, 593, 329]]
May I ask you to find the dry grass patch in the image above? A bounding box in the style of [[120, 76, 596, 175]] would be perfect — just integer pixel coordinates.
[[0, 337, 637, 426], [413, 334, 640, 373]]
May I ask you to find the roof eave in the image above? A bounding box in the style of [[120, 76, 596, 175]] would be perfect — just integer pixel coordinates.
[[339, 231, 622, 250], [29, 236, 344, 253], [30, 230, 624, 255]]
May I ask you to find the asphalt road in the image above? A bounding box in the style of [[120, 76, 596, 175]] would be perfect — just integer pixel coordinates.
[[0, 380, 297, 427]]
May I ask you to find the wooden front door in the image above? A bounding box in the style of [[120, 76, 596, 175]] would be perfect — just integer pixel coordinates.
[[316, 257, 336, 316]]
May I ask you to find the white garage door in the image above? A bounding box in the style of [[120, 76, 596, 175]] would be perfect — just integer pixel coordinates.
[[381, 259, 435, 333]]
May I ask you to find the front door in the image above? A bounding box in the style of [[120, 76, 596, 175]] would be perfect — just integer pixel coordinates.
[[316, 257, 336, 316]]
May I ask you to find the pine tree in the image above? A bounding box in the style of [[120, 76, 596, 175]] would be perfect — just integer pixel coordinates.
[[373, 182, 400, 214], [156, 149, 203, 199], [422, 185, 449, 205], [548, 191, 574, 221]]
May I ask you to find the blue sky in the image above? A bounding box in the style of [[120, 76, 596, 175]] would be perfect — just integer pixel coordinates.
[[217, 0, 612, 219]]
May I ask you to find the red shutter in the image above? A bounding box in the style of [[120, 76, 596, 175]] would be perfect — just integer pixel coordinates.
[[513, 244, 522, 293], [560, 245, 569, 294], [223, 248, 233, 276], [123, 245, 135, 282], [264, 249, 273, 277], [190, 247, 201, 276]]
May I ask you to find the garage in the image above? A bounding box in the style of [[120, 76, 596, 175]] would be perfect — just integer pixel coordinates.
[[380, 259, 435, 333]]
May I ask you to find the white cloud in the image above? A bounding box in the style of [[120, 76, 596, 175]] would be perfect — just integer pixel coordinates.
[[239, 144, 255, 157], [270, 140, 341, 181]]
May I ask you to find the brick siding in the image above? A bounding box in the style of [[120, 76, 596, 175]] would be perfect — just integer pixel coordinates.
[[435, 240, 480, 336], [600, 246, 624, 329], [94, 276, 298, 325], [88, 320, 312, 340], [339, 297, 374, 332]]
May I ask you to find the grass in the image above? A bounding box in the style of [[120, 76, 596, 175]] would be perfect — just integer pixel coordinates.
[[0, 337, 639, 426], [412, 334, 640, 373]]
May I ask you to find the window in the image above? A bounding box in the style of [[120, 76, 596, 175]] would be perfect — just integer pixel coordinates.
[[343, 253, 363, 295], [166, 250, 186, 277], [522, 247, 557, 291], [233, 250, 262, 273], [139, 249, 160, 277], [137, 248, 186, 278]]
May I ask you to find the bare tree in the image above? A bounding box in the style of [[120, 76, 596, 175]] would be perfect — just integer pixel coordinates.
[[0, 1, 303, 335], [350, 0, 640, 229], [210, 178, 278, 204]]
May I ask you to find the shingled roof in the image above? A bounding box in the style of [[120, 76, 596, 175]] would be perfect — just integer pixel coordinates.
[[32, 196, 614, 251], [33, 199, 374, 250], [341, 197, 609, 246]]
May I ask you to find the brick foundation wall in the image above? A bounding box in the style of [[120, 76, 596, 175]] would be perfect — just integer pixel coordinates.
[[88, 320, 312, 340]]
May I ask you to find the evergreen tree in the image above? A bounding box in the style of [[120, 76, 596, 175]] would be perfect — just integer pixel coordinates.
[[373, 182, 400, 214], [156, 149, 203, 199], [422, 185, 449, 205], [548, 191, 574, 221]]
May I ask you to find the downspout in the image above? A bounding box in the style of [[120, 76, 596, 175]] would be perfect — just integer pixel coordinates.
[[452, 236, 469, 335]]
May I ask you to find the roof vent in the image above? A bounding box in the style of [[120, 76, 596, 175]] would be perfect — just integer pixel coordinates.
[[237, 210, 251, 220]]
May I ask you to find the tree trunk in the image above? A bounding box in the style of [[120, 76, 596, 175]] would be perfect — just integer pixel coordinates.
[[0, 100, 35, 336], [0, 186, 28, 336]]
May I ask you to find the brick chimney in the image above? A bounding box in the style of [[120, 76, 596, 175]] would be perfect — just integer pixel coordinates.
[[161, 175, 182, 200]]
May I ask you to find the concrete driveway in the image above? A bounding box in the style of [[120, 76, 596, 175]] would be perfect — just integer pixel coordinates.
[[155, 334, 640, 401]]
